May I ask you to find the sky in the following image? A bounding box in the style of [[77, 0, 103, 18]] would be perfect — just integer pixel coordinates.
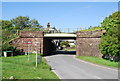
[[1, 0, 120, 2], [1, 2, 118, 32]]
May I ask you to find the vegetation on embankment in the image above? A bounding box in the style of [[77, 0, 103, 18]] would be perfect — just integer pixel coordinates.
[[1, 16, 43, 52], [2, 54, 59, 79], [76, 56, 119, 68], [80, 26, 102, 31], [99, 11, 120, 62], [78, 11, 120, 62], [2, 30, 19, 51]]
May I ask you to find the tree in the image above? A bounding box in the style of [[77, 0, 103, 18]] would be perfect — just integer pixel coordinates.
[[2, 30, 18, 51], [10, 16, 42, 30], [99, 11, 120, 61], [29, 19, 39, 27], [60, 41, 70, 47], [10, 16, 29, 30], [28, 19, 43, 30], [0, 20, 13, 30], [1, 16, 43, 52]]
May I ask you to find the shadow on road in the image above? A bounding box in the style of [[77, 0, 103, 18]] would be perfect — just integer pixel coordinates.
[[43, 51, 76, 56], [55, 51, 76, 54]]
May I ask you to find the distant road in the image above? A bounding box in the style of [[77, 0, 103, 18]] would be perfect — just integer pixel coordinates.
[[44, 54, 118, 79]]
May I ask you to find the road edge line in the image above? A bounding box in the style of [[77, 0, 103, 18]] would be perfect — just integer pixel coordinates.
[[43, 57, 62, 79]]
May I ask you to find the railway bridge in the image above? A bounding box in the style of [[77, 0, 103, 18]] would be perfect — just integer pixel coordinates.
[[10, 29, 104, 57]]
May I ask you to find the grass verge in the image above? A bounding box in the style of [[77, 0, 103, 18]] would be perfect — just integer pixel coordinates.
[[2, 54, 59, 79], [62, 48, 76, 51], [76, 56, 119, 68]]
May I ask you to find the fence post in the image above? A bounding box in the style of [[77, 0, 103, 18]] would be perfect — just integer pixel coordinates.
[[36, 50, 38, 67]]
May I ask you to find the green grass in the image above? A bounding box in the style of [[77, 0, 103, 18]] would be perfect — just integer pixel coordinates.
[[63, 49, 76, 51], [76, 56, 119, 68], [70, 45, 76, 47], [80, 27, 102, 31], [58, 48, 76, 51], [0, 57, 2, 80], [2, 54, 59, 79]]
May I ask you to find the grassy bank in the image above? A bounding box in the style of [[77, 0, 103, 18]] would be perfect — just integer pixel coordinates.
[[80, 27, 102, 31], [2, 54, 59, 79], [76, 56, 119, 68]]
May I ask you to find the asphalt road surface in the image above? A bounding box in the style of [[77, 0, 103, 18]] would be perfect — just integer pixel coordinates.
[[44, 54, 118, 79]]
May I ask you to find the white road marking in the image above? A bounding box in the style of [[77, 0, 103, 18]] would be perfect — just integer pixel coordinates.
[[44, 57, 62, 79], [51, 69, 62, 79], [93, 76, 109, 81], [93, 75, 102, 79]]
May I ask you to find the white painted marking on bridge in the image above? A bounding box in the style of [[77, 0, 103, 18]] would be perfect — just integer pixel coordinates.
[[44, 33, 76, 37]]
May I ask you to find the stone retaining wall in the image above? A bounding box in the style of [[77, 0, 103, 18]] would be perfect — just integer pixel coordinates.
[[10, 31, 44, 54], [76, 29, 104, 58]]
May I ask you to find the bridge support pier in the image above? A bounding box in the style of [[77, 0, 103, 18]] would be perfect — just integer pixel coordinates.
[[76, 29, 104, 58]]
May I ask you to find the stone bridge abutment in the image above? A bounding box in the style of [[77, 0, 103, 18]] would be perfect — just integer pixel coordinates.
[[76, 29, 104, 58], [10, 29, 104, 57], [10, 31, 44, 54]]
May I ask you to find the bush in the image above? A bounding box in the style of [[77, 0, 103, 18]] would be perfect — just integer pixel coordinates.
[[60, 41, 70, 47], [99, 11, 120, 62]]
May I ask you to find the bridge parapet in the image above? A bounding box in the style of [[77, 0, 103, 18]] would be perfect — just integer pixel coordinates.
[[77, 29, 105, 38], [19, 31, 44, 38]]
